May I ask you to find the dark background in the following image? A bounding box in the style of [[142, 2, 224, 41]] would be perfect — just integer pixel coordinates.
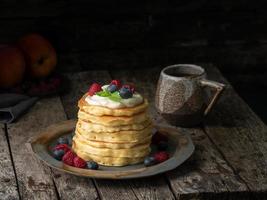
[[0, 0, 266, 122]]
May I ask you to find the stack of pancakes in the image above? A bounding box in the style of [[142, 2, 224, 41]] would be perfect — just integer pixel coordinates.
[[72, 94, 152, 166]]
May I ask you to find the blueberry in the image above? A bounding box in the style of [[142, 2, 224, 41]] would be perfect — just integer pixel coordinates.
[[158, 141, 168, 151], [57, 137, 69, 145], [53, 149, 65, 161], [144, 156, 157, 167], [119, 87, 133, 99], [107, 84, 117, 93], [87, 161, 99, 170]]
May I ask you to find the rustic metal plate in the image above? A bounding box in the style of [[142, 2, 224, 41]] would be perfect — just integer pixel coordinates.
[[27, 120, 194, 179]]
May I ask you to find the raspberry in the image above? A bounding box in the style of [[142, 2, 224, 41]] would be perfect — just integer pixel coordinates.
[[73, 156, 87, 168], [88, 83, 102, 96], [154, 151, 169, 163], [110, 80, 121, 88], [53, 144, 70, 154], [152, 131, 168, 145], [62, 151, 76, 166], [122, 84, 135, 93]]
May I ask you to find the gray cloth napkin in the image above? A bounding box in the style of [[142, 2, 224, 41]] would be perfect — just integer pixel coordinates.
[[0, 94, 38, 124]]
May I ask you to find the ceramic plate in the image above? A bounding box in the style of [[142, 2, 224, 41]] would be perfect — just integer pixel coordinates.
[[27, 120, 194, 179]]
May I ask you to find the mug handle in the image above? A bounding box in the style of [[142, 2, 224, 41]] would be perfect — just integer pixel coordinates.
[[200, 79, 225, 116]]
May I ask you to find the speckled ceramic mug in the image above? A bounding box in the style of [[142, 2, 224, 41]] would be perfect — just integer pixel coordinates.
[[155, 64, 225, 127]]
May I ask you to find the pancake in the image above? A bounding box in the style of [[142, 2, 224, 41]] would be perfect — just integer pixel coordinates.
[[76, 123, 153, 143], [74, 149, 145, 166], [79, 94, 149, 117], [78, 109, 149, 126], [78, 118, 152, 133], [73, 83, 153, 166], [72, 139, 150, 158], [74, 133, 152, 149]]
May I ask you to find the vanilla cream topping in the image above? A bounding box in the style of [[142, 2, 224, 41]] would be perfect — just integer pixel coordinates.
[[85, 85, 143, 109]]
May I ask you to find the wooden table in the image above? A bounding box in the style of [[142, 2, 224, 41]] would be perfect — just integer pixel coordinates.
[[1, 64, 267, 200]]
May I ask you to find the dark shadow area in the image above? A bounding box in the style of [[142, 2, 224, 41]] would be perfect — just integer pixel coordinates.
[[223, 72, 267, 124]]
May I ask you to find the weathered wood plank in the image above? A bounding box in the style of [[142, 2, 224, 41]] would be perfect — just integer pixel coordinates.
[[202, 64, 267, 195], [96, 177, 175, 200], [0, 1, 148, 18], [1, 15, 267, 73], [0, 124, 20, 200], [52, 171, 98, 200], [94, 179, 137, 200], [7, 98, 64, 200], [61, 71, 176, 200], [7, 97, 98, 200], [0, 0, 266, 18], [167, 127, 250, 200], [2, 14, 267, 66], [0, 17, 149, 52], [113, 68, 250, 199], [2, 16, 267, 54]]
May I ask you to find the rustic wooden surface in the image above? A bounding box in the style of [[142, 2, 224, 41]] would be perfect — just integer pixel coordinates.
[[61, 71, 176, 200], [0, 124, 19, 199], [7, 98, 61, 200], [1, 64, 267, 199], [203, 65, 267, 199], [7, 97, 98, 199], [110, 69, 249, 199]]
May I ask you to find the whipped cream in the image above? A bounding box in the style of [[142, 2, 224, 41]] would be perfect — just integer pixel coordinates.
[[85, 85, 143, 109]]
